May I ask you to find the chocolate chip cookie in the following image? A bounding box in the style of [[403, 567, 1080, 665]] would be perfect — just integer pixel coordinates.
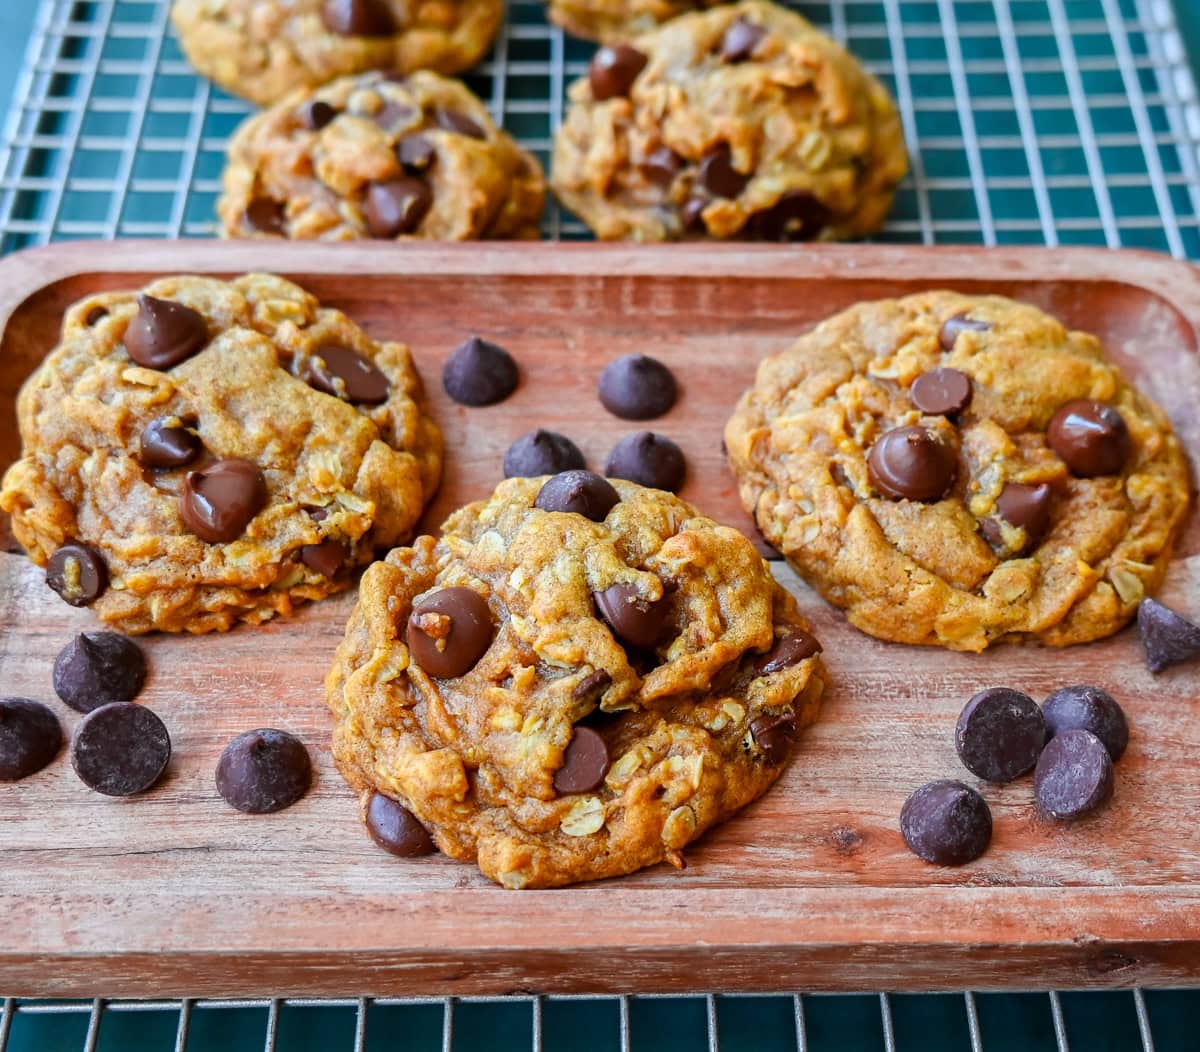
[[724, 292, 1190, 651], [546, 0, 716, 44], [0, 274, 442, 634], [550, 0, 907, 241], [219, 71, 546, 241], [170, 0, 502, 106], [327, 473, 824, 888]]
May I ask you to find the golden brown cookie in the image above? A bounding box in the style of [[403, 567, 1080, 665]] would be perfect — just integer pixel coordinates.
[[725, 291, 1191, 652], [219, 71, 546, 241], [550, 0, 907, 241], [327, 473, 824, 888], [170, 0, 502, 106], [547, 0, 716, 44], [0, 274, 442, 634]]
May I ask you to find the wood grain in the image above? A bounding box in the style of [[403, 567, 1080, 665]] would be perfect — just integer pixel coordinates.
[[0, 241, 1198, 997]]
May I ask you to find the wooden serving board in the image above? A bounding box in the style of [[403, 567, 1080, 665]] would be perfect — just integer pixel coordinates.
[[1, 241, 1198, 998]]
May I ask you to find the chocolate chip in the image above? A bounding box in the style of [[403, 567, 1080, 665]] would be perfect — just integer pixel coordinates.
[[364, 177, 432, 237], [397, 134, 436, 171], [993, 482, 1052, 550], [85, 305, 109, 326], [0, 698, 61, 781], [594, 582, 670, 650], [71, 702, 171, 797], [699, 143, 748, 199], [680, 196, 707, 233], [572, 669, 611, 704], [939, 313, 990, 351], [125, 294, 208, 370], [1042, 685, 1128, 761], [407, 587, 494, 679], [245, 198, 285, 234], [721, 18, 767, 62], [1047, 399, 1131, 477], [443, 336, 519, 406], [588, 45, 647, 101], [554, 725, 610, 793], [955, 687, 1046, 783], [53, 632, 147, 714], [640, 146, 683, 187], [301, 539, 349, 578], [748, 191, 828, 242], [435, 108, 487, 139], [308, 506, 330, 522], [321, 0, 394, 36], [750, 711, 797, 763], [598, 353, 677, 420], [503, 429, 585, 477], [300, 99, 337, 131], [216, 729, 312, 814], [605, 431, 685, 492], [1137, 597, 1200, 674], [753, 629, 821, 675], [179, 459, 267, 544], [1034, 728, 1113, 820], [376, 100, 416, 131], [534, 470, 619, 521], [304, 346, 390, 404], [911, 368, 973, 416], [140, 416, 201, 469], [900, 780, 992, 866], [46, 543, 108, 607], [867, 425, 957, 502], [365, 792, 436, 856]]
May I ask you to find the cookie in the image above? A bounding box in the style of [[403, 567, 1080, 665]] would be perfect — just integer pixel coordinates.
[[0, 274, 442, 634], [550, 0, 907, 241], [327, 474, 824, 888], [170, 0, 503, 106], [546, 0, 716, 44], [724, 291, 1190, 651], [219, 71, 546, 241]]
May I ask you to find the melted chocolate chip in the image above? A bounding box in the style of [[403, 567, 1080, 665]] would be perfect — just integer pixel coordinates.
[[605, 431, 685, 492], [71, 702, 171, 797], [640, 146, 683, 187], [1034, 729, 1113, 820], [572, 669, 612, 704], [1138, 597, 1200, 674], [301, 539, 349, 578], [994, 482, 1052, 549], [46, 543, 108, 607], [1043, 685, 1128, 761], [750, 712, 796, 763], [364, 177, 432, 238], [721, 18, 767, 62], [435, 108, 487, 139], [53, 633, 147, 714], [216, 729, 312, 814], [753, 630, 822, 675], [397, 134, 436, 171], [594, 582, 670, 650], [245, 198, 285, 234], [939, 313, 990, 351], [125, 294, 208, 370], [408, 587, 494, 678], [954, 687, 1046, 783], [321, 0, 394, 36], [748, 191, 828, 242], [0, 698, 62, 781], [304, 346, 390, 404], [698, 142, 748, 198], [442, 336, 519, 406], [900, 780, 992, 866], [376, 100, 417, 131], [300, 99, 337, 131], [85, 305, 109, 326], [179, 459, 267, 544], [588, 45, 647, 101], [503, 429, 586, 478], [598, 353, 677, 420], [140, 417, 201, 469], [1047, 399, 1131, 477], [553, 725, 610, 793], [911, 368, 973, 416], [535, 470, 620, 521], [867, 426, 957, 502], [365, 792, 436, 856]]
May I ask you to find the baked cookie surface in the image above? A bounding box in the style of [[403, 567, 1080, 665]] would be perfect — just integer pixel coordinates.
[[550, 0, 907, 241], [725, 291, 1190, 652], [327, 474, 824, 888], [170, 0, 502, 106], [0, 274, 442, 634], [547, 0, 716, 44], [219, 70, 546, 241]]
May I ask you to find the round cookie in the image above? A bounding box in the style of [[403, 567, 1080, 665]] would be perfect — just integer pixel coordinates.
[[327, 475, 824, 888], [0, 274, 443, 634], [219, 71, 546, 241], [550, 0, 908, 242], [547, 0, 717, 44], [170, 0, 503, 107], [724, 291, 1190, 652]]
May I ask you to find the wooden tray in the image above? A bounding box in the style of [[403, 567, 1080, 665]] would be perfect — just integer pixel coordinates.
[[1, 241, 1198, 998]]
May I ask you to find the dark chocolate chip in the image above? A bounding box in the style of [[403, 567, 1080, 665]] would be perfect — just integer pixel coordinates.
[[535, 470, 620, 521], [304, 346, 390, 404], [71, 702, 170, 797], [748, 191, 828, 242], [397, 134, 436, 171], [245, 197, 285, 234], [597, 353, 677, 420], [750, 711, 797, 763], [640, 146, 683, 187], [85, 305, 109, 326], [53, 632, 147, 714], [1043, 685, 1128, 761], [721, 17, 767, 62], [955, 687, 1046, 783], [364, 177, 432, 237], [435, 108, 486, 139], [503, 429, 585, 478], [680, 196, 708, 233], [900, 779, 992, 866], [594, 582, 670, 650], [1138, 597, 1200, 674], [125, 294, 208, 370], [179, 459, 267, 544], [0, 698, 62, 781], [300, 99, 337, 130], [308, 506, 330, 522], [698, 142, 748, 199], [911, 368, 973, 416], [867, 425, 957, 502], [1034, 728, 1114, 820], [407, 587, 494, 679], [553, 725, 610, 793], [605, 431, 685, 492], [572, 669, 612, 704], [140, 416, 201, 469], [376, 100, 417, 131], [365, 792, 436, 856], [46, 543, 108, 607], [939, 313, 990, 351], [443, 335, 519, 407], [1047, 399, 1131, 477], [753, 629, 822, 675], [994, 482, 1053, 550], [588, 45, 647, 101], [216, 728, 312, 814], [321, 0, 394, 36], [301, 539, 349, 578]]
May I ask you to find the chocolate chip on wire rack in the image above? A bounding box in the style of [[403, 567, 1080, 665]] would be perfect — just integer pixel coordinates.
[[588, 45, 647, 101]]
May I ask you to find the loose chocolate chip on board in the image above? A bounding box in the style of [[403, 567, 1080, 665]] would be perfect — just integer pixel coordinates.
[[125, 295, 208, 370], [572, 669, 612, 704], [140, 416, 202, 469], [994, 482, 1053, 549], [216, 729, 312, 813], [398, 135, 436, 171], [588, 45, 647, 101], [594, 582, 671, 650], [640, 146, 683, 187], [1047, 399, 1131, 477], [1138, 597, 1200, 673], [435, 108, 487, 139], [364, 177, 432, 237], [605, 432, 685, 492], [900, 780, 992, 866], [554, 726, 610, 793], [300, 99, 338, 131], [46, 543, 108, 607], [408, 587, 494, 679], [443, 335, 519, 406], [749, 712, 797, 763], [1034, 728, 1114, 820], [300, 539, 350, 578], [0, 698, 62, 781], [503, 429, 586, 477], [54, 633, 147, 714], [321, 0, 394, 36], [597, 353, 677, 420], [71, 702, 171, 797], [955, 687, 1046, 783], [303, 346, 390, 404], [179, 459, 267, 544], [1043, 685, 1128, 761], [748, 191, 828, 242], [939, 313, 991, 351], [85, 305, 109, 326], [534, 470, 620, 521], [754, 630, 822, 675], [867, 425, 957, 502], [721, 18, 767, 62], [245, 198, 285, 234], [911, 368, 973, 416], [698, 143, 749, 199], [365, 792, 436, 856]]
